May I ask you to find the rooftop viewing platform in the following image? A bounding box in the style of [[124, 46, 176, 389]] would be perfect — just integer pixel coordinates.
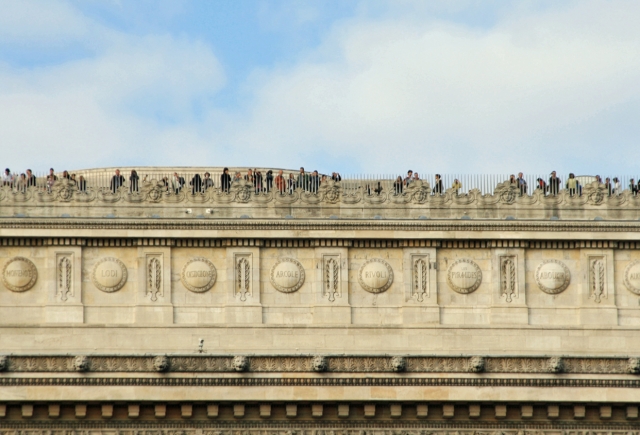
[[1, 166, 639, 220]]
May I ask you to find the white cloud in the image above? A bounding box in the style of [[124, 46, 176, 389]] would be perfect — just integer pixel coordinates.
[[1, 0, 640, 177]]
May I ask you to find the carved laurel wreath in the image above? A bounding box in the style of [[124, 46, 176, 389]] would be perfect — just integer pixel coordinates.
[[269, 258, 305, 293], [623, 260, 640, 295], [446, 258, 482, 294], [180, 257, 217, 293], [2, 257, 38, 292], [358, 258, 394, 294], [535, 259, 571, 294], [91, 257, 128, 293]]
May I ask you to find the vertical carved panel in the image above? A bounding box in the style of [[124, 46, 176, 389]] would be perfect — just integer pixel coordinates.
[[57, 256, 72, 302], [236, 256, 251, 302], [147, 256, 162, 302], [324, 257, 340, 302], [500, 256, 517, 303], [412, 257, 428, 302], [589, 256, 606, 303]]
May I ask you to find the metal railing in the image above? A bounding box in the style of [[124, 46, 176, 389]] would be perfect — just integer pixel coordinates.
[[0, 169, 632, 196]]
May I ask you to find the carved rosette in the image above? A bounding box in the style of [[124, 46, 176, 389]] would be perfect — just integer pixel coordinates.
[[446, 259, 482, 294], [269, 258, 305, 293], [623, 260, 640, 295], [91, 257, 127, 293], [535, 260, 570, 295], [180, 257, 217, 293], [358, 258, 394, 294], [2, 257, 38, 292]]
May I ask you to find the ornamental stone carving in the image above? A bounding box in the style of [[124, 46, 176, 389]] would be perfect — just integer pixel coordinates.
[[628, 357, 640, 374], [312, 355, 327, 372], [57, 256, 73, 302], [270, 258, 305, 293], [233, 356, 249, 372], [358, 258, 393, 294], [391, 356, 406, 372], [548, 357, 564, 373], [180, 257, 217, 293], [0, 355, 6, 371], [74, 356, 90, 372], [153, 355, 170, 372], [446, 259, 482, 294], [91, 257, 127, 293], [468, 356, 485, 373], [535, 260, 570, 294], [2, 257, 38, 292], [623, 261, 640, 295]]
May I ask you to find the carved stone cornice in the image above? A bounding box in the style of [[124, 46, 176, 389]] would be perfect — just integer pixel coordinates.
[[2, 355, 640, 374], [1, 377, 640, 388], [2, 218, 640, 234]]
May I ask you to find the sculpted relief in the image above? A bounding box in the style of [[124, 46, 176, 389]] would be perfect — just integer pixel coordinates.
[[181, 257, 217, 293], [358, 258, 394, 293], [624, 260, 640, 295], [447, 259, 482, 294], [270, 258, 305, 293], [92, 257, 128, 293], [2, 257, 38, 292], [535, 260, 571, 294]]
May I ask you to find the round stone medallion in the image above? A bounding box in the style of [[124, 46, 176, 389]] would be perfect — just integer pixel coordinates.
[[535, 260, 571, 294], [447, 259, 482, 294], [358, 258, 393, 294], [92, 257, 127, 293], [181, 258, 217, 293], [270, 258, 305, 293], [2, 257, 38, 292], [624, 260, 640, 295]]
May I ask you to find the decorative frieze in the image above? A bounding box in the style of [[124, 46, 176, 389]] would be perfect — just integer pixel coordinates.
[[2, 354, 639, 374]]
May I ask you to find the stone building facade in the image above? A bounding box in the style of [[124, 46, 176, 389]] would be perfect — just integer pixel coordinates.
[[0, 172, 639, 434]]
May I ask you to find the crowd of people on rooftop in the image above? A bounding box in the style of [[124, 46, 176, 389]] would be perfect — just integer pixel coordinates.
[[0, 167, 630, 198]]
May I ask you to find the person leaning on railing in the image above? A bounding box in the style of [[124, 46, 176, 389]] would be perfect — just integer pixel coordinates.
[[432, 174, 443, 195], [220, 168, 231, 193], [566, 173, 577, 197], [517, 172, 527, 196], [78, 175, 87, 192], [393, 176, 403, 194], [26, 169, 36, 188], [190, 173, 202, 194], [630, 179, 637, 196], [2, 168, 14, 187], [451, 178, 462, 195], [129, 170, 139, 193], [110, 169, 125, 193], [203, 172, 214, 191], [548, 171, 561, 196], [275, 170, 285, 193]]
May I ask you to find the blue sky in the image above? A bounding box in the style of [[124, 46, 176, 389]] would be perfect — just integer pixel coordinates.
[[1, 1, 640, 176]]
